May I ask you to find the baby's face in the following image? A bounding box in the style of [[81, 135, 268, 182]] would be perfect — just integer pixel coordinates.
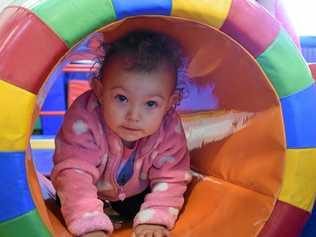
[[93, 56, 178, 145]]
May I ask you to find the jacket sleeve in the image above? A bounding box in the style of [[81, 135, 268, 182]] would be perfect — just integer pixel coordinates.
[[51, 97, 113, 236], [133, 113, 191, 229]]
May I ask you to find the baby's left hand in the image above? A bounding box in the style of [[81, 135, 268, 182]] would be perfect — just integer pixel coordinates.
[[133, 224, 170, 237]]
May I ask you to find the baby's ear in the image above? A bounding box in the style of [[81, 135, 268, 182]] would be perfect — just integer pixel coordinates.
[[168, 90, 181, 109], [90, 77, 104, 102]]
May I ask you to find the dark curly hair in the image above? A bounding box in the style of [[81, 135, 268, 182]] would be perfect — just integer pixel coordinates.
[[93, 30, 188, 106], [96, 30, 183, 79]]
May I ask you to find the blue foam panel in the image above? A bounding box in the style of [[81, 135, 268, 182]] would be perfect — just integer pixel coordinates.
[[0, 152, 35, 222], [301, 203, 316, 237], [281, 83, 316, 148], [112, 0, 171, 19], [31, 149, 54, 176]]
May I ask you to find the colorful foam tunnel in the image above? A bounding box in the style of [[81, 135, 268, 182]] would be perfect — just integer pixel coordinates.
[[0, 0, 316, 236], [256, 0, 301, 49]]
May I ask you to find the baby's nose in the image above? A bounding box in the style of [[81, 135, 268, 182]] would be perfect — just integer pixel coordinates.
[[126, 107, 141, 122]]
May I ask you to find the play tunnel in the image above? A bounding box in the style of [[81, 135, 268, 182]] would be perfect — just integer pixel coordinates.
[[0, 0, 316, 236]]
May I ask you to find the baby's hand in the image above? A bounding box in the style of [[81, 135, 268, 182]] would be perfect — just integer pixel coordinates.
[[81, 230, 108, 237], [133, 224, 170, 237]]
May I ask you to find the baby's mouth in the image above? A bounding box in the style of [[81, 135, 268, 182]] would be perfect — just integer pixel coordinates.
[[121, 126, 141, 132]]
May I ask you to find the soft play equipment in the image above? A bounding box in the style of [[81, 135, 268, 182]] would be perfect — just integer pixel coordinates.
[[309, 64, 316, 79], [256, 0, 301, 49], [40, 63, 66, 135], [0, 1, 316, 237], [64, 61, 94, 108], [67, 79, 90, 107], [300, 64, 316, 237]]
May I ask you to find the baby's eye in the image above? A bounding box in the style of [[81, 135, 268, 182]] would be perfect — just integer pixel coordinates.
[[115, 94, 128, 103], [146, 100, 158, 108]]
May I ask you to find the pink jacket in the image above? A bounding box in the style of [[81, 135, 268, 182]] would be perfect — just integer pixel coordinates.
[[51, 91, 191, 236]]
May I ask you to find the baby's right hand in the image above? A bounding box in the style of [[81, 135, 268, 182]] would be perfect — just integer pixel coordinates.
[[81, 231, 108, 237]]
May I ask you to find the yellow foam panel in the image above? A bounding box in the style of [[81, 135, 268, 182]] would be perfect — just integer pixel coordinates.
[[172, 0, 232, 28], [0, 80, 36, 151], [30, 139, 55, 150], [279, 148, 316, 212]]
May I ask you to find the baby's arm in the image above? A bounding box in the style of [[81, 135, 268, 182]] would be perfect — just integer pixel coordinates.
[[51, 95, 113, 236], [133, 113, 191, 232]]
